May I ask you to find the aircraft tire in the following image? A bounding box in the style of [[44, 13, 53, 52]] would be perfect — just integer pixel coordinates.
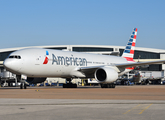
[[63, 84, 77, 88], [68, 84, 72, 88], [20, 84, 23, 89], [107, 84, 111, 88], [73, 84, 77, 88], [100, 84, 104, 88], [63, 84, 71, 88], [112, 84, 115, 88], [24, 84, 27, 89], [101, 84, 107, 88], [63, 84, 67, 88], [104, 84, 107, 88], [70, 84, 77, 88]]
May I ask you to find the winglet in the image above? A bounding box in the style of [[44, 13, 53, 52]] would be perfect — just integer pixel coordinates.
[[122, 28, 137, 61]]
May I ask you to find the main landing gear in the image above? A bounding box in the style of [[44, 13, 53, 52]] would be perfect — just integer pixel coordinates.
[[63, 78, 77, 88], [100, 83, 115, 88]]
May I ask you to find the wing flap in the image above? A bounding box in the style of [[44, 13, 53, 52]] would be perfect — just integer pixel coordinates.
[[115, 60, 165, 68]]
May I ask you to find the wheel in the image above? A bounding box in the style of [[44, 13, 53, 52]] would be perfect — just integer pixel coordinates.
[[24, 84, 27, 89], [101, 84, 108, 88], [63, 84, 67, 88], [63, 83, 77, 88], [107, 84, 112, 88], [73, 84, 77, 88], [20, 83, 23, 89], [112, 84, 115, 88], [67, 83, 72, 88], [100, 84, 104, 88]]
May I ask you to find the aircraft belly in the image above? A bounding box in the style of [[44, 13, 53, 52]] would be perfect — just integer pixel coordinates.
[[23, 65, 74, 77]]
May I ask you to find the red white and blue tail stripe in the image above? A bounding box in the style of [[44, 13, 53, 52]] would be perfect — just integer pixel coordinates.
[[122, 28, 137, 62]]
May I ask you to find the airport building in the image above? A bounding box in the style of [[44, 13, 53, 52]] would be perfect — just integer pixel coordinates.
[[0, 45, 165, 85]]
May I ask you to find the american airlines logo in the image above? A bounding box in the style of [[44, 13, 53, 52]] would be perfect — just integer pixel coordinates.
[[43, 51, 49, 64], [52, 54, 87, 66]]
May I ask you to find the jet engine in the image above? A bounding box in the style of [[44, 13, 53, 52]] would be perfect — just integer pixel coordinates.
[[94, 67, 118, 83], [26, 77, 46, 84]]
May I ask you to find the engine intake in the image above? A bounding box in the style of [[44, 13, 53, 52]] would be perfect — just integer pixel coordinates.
[[95, 69, 106, 81], [94, 67, 118, 83]]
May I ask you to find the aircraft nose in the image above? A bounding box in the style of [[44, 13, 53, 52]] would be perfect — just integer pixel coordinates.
[[3, 59, 19, 72], [3, 59, 13, 70]]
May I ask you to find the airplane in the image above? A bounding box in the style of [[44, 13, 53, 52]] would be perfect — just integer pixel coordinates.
[[3, 28, 165, 89]]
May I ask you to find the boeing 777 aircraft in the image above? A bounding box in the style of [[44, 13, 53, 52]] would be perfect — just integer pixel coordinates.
[[3, 28, 165, 89]]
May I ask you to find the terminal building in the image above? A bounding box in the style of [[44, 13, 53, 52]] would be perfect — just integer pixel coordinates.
[[0, 45, 165, 85]]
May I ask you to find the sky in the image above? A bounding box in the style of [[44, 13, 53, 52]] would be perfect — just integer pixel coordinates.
[[0, 0, 165, 49]]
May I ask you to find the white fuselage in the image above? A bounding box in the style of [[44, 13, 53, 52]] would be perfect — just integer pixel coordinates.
[[4, 48, 129, 78]]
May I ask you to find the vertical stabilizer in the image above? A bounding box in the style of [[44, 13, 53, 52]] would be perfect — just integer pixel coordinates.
[[122, 28, 137, 61]]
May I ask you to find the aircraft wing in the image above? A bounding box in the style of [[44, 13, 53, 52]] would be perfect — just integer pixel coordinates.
[[77, 66, 105, 77], [77, 66, 104, 72], [115, 60, 165, 68], [77, 60, 165, 77]]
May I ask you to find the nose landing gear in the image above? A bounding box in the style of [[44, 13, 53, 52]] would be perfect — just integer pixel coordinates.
[[20, 82, 27, 89], [20, 75, 27, 89]]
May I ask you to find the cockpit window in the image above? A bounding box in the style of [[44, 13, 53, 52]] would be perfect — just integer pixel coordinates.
[[9, 56, 14, 58], [9, 55, 21, 59]]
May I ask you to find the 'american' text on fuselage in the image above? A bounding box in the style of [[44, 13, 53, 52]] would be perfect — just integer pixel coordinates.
[[52, 54, 87, 66]]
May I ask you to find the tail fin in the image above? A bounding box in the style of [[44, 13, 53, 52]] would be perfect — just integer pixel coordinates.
[[122, 28, 138, 61]]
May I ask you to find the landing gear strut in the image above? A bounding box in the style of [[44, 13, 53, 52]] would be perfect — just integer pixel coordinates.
[[20, 82, 27, 89], [100, 83, 115, 88], [63, 78, 77, 88], [20, 75, 27, 89]]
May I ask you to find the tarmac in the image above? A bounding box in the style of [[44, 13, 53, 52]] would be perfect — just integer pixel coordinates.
[[0, 85, 165, 120]]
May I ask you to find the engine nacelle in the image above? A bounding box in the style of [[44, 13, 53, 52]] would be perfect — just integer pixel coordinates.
[[26, 77, 46, 84], [94, 67, 118, 83]]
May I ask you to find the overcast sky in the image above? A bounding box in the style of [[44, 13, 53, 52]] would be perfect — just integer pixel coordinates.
[[0, 0, 165, 49]]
